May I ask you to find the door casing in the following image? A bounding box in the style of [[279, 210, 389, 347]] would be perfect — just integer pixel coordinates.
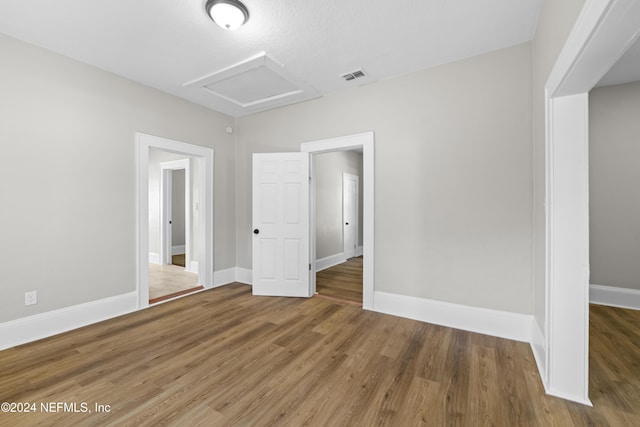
[[136, 133, 214, 308], [542, 0, 640, 405], [301, 132, 374, 310]]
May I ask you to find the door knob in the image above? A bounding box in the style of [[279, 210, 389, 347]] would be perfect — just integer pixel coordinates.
[[254, 229, 260, 234]]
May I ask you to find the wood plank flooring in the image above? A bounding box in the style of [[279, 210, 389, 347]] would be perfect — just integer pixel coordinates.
[[316, 256, 363, 304], [148, 262, 198, 301], [0, 285, 638, 426], [172, 254, 186, 268]]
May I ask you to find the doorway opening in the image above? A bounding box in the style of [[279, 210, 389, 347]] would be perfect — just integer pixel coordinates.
[[312, 153, 363, 306], [543, 0, 640, 405], [301, 132, 374, 310], [136, 133, 214, 308], [160, 159, 191, 269], [148, 155, 200, 304], [170, 170, 186, 267]]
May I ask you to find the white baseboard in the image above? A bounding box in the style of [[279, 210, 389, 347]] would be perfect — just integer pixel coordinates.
[[172, 245, 185, 255], [373, 291, 533, 342], [590, 284, 640, 310], [213, 268, 236, 288], [149, 252, 160, 264], [356, 246, 363, 257], [316, 252, 347, 272], [0, 265, 254, 351], [0, 292, 138, 351], [235, 268, 252, 285], [530, 318, 548, 392]]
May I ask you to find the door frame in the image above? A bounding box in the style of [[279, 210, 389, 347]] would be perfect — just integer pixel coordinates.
[[301, 132, 374, 310], [160, 159, 191, 270], [136, 133, 214, 308], [342, 172, 359, 259], [543, 0, 640, 404]]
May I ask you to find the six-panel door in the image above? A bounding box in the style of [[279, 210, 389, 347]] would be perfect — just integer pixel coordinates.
[[252, 152, 311, 297]]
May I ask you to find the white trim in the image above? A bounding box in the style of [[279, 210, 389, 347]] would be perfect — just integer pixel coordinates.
[[544, 0, 640, 406], [546, 93, 591, 406], [149, 252, 160, 264], [172, 245, 186, 255], [373, 291, 533, 343], [316, 252, 347, 272], [0, 292, 138, 351], [356, 245, 363, 257], [213, 268, 237, 288], [187, 260, 199, 274], [235, 268, 253, 285], [531, 319, 548, 392], [590, 284, 640, 310], [136, 133, 214, 309], [301, 131, 375, 310]]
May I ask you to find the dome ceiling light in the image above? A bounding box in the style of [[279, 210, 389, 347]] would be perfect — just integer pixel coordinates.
[[205, 0, 250, 31]]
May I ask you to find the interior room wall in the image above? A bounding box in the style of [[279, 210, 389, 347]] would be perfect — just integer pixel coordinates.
[[589, 81, 640, 291], [0, 33, 236, 324], [237, 42, 534, 314], [531, 0, 587, 331], [314, 150, 363, 260], [171, 169, 186, 250]]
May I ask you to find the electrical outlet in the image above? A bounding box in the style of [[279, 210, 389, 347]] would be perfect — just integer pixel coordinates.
[[25, 291, 37, 306]]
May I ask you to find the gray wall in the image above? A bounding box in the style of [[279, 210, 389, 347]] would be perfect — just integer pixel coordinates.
[[171, 169, 186, 248], [589, 81, 640, 291], [0, 33, 236, 323], [531, 0, 587, 330], [314, 150, 363, 260], [237, 42, 533, 314]]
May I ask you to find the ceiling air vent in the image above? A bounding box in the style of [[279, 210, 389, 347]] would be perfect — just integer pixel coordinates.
[[341, 69, 366, 82]]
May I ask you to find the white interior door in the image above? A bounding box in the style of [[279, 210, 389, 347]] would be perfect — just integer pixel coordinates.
[[343, 172, 358, 259], [253, 152, 311, 297]]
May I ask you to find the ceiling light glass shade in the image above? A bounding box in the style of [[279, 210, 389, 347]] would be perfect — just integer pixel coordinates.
[[206, 0, 249, 30]]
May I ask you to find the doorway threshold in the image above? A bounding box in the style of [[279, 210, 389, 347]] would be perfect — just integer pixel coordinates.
[[149, 286, 204, 305]]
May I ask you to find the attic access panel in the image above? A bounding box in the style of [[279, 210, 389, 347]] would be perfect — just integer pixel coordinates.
[[184, 53, 320, 115], [205, 66, 300, 106]]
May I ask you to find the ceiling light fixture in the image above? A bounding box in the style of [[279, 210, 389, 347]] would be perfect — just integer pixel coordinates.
[[205, 0, 249, 31]]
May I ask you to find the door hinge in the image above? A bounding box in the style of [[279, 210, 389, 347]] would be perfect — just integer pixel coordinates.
[[309, 263, 311, 271]]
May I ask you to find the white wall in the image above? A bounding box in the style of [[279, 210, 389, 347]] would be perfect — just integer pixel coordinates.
[[589, 81, 640, 291], [0, 33, 236, 323], [314, 150, 363, 260], [531, 0, 587, 330], [237, 42, 534, 314]]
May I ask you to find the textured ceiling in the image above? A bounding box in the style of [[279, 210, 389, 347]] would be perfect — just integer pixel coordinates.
[[0, 0, 543, 116]]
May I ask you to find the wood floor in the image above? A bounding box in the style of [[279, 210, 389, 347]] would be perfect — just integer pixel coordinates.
[[588, 304, 640, 425], [316, 256, 363, 304], [148, 262, 198, 301], [1, 284, 638, 426], [172, 254, 186, 268]]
